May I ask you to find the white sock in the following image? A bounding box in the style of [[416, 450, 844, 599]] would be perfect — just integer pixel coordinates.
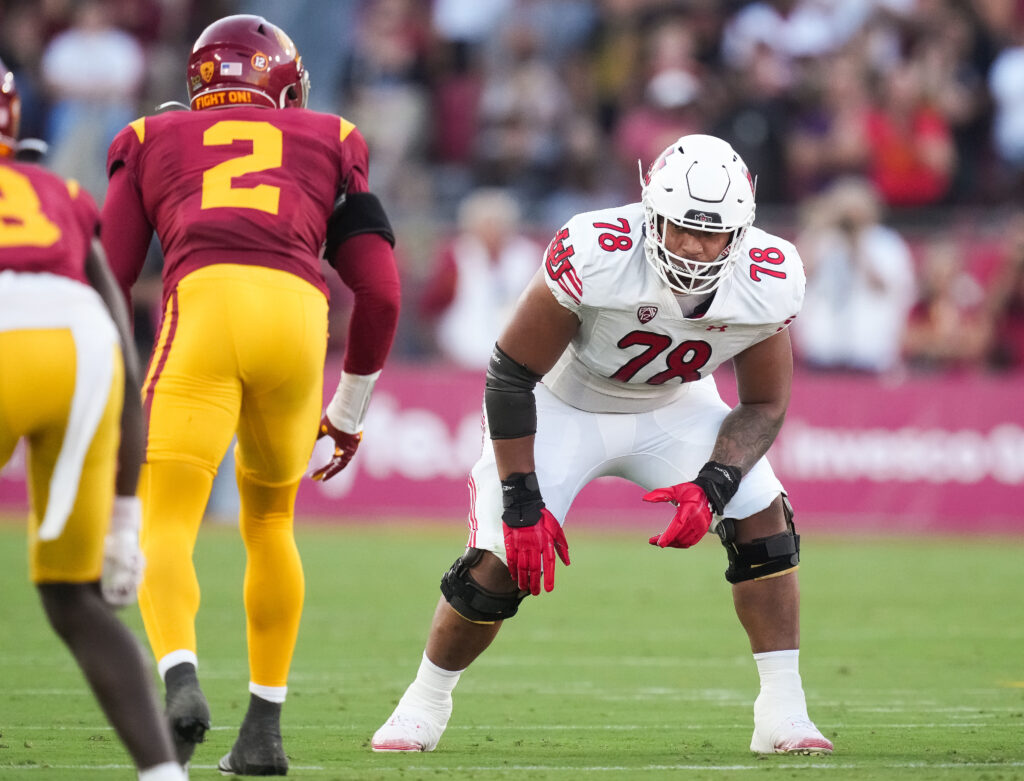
[[754, 649, 799, 679], [249, 682, 287, 703], [157, 650, 198, 681], [753, 649, 807, 714], [397, 652, 463, 719], [138, 760, 188, 781]]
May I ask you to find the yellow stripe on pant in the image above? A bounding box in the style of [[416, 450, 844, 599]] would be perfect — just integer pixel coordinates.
[[138, 263, 328, 689]]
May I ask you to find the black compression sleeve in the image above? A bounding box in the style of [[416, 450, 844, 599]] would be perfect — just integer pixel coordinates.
[[484, 345, 542, 440]]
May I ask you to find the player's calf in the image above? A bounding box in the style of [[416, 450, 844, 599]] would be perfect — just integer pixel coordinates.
[[372, 551, 524, 754]]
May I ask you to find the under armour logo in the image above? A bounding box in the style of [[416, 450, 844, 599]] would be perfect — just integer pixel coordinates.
[[637, 305, 658, 323], [706, 325, 727, 332]]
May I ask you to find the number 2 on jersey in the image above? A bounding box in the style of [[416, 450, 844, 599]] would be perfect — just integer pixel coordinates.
[[201, 121, 283, 214], [0, 168, 61, 248]]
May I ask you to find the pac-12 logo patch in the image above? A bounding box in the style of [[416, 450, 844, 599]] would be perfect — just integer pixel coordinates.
[[637, 305, 658, 323], [251, 53, 270, 71]]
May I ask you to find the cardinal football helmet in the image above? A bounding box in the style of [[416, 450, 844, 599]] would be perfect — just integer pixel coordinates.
[[0, 57, 21, 156], [640, 134, 756, 295], [187, 14, 309, 111]]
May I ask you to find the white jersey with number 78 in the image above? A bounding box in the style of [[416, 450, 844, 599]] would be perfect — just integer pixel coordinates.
[[541, 202, 805, 414]]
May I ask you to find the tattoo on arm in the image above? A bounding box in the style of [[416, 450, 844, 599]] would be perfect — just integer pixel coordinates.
[[709, 403, 785, 475]]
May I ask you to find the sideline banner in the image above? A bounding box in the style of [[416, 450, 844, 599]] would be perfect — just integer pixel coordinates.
[[2, 362, 1021, 534], [766, 371, 1023, 533]]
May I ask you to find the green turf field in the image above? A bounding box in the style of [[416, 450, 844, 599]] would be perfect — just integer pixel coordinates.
[[0, 517, 1021, 780]]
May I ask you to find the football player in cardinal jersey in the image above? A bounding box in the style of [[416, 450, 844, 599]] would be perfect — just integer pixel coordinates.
[[0, 60, 185, 781], [373, 134, 833, 757], [101, 15, 400, 775]]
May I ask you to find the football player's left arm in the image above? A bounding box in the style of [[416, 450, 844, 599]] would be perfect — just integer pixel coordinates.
[[647, 329, 792, 549], [84, 237, 146, 606], [712, 327, 793, 473], [85, 237, 143, 497], [312, 222, 401, 482]]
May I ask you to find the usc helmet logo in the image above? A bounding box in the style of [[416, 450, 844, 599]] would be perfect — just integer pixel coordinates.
[[200, 61, 214, 82]]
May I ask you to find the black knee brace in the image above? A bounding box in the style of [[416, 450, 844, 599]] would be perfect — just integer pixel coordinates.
[[716, 496, 800, 584], [440, 548, 526, 623]]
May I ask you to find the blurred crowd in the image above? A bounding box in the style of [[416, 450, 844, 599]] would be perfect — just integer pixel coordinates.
[[3, 0, 1024, 377]]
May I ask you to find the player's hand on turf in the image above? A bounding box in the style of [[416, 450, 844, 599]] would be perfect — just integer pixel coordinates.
[[311, 415, 361, 481], [644, 482, 713, 549], [101, 497, 145, 607], [500, 472, 570, 595]]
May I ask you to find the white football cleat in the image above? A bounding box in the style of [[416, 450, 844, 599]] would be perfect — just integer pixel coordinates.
[[371, 707, 448, 752], [750, 714, 834, 755]]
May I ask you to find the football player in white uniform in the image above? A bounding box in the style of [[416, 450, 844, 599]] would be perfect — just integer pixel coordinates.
[[372, 134, 833, 756]]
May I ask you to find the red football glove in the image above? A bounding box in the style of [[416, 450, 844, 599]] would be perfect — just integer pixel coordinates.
[[311, 415, 361, 481], [503, 507, 570, 595], [644, 482, 714, 548]]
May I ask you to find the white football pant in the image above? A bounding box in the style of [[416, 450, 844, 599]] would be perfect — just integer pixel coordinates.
[[467, 375, 786, 561]]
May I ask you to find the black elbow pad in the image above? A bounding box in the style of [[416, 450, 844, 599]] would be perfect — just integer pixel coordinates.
[[484, 345, 543, 440], [325, 191, 395, 263]]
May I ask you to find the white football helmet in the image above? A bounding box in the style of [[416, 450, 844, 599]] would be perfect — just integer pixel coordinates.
[[640, 134, 756, 295]]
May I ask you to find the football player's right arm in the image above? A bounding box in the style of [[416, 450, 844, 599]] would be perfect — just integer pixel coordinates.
[[490, 268, 579, 477], [487, 269, 579, 593]]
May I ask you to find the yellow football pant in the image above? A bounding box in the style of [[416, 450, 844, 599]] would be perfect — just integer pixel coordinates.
[[0, 328, 123, 583], [137, 264, 327, 689]]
